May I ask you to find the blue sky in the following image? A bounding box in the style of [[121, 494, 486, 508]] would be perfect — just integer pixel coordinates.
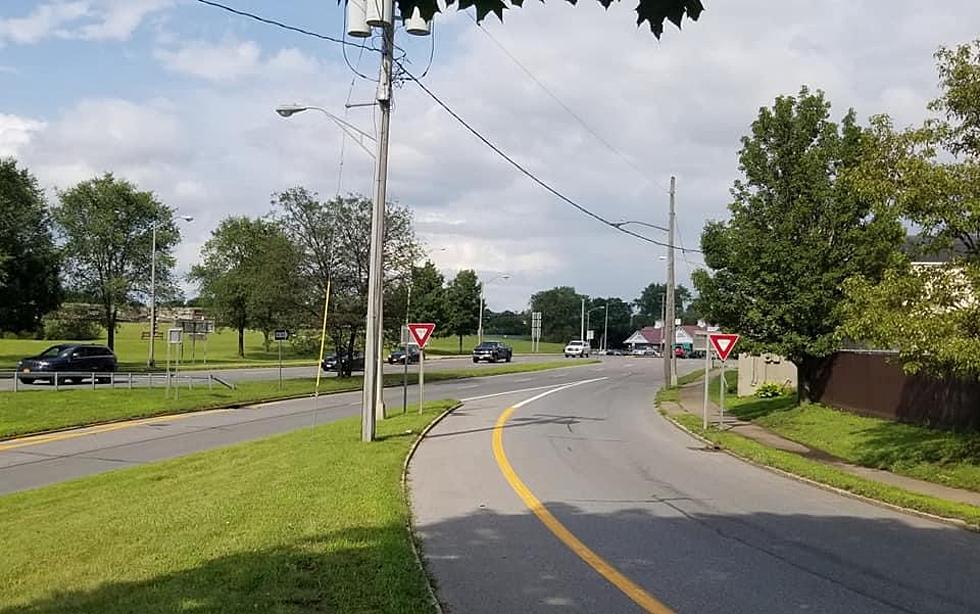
[[3, 1, 980, 311]]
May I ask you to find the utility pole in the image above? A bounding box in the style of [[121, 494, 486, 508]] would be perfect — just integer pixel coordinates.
[[580, 297, 585, 341], [477, 285, 485, 345], [603, 303, 609, 353], [147, 224, 157, 368], [361, 3, 394, 442], [664, 176, 677, 387]]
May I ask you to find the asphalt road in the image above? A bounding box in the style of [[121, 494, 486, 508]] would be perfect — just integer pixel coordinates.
[[409, 359, 980, 613], [0, 353, 565, 392], [0, 359, 612, 495]]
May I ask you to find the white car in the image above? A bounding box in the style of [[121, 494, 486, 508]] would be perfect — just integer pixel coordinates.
[[564, 340, 591, 358]]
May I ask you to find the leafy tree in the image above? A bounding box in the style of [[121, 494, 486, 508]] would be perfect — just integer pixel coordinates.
[[529, 286, 585, 343], [484, 310, 527, 336], [446, 270, 482, 353], [394, 0, 703, 38], [589, 297, 633, 348], [633, 282, 691, 327], [692, 87, 904, 401], [190, 217, 302, 357], [0, 158, 62, 333], [407, 260, 447, 327], [53, 174, 179, 350]]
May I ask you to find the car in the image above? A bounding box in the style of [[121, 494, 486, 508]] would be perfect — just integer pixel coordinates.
[[17, 344, 117, 384], [472, 341, 513, 363], [321, 352, 365, 372], [605, 348, 625, 356], [387, 346, 420, 364], [674, 347, 689, 359], [564, 340, 591, 358]]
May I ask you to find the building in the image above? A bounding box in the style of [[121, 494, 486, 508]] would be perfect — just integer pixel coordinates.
[[623, 321, 718, 354]]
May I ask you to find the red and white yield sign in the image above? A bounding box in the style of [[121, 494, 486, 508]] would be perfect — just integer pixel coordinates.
[[709, 333, 740, 361], [407, 323, 436, 348]]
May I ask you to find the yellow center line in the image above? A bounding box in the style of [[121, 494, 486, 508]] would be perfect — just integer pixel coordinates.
[[491, 397, 674, 613]]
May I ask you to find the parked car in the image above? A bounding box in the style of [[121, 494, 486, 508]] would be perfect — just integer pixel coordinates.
[[387, 346, 420, 364], [17, 344, 117, 384], [564, 340, 591, 358], [674, 347, 688, 359], [321, 352, 365, 372], [605, 348, 625, 356], [472, 341, 513, 363]]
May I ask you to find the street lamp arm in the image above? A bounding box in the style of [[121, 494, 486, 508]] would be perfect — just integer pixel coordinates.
[[612, 219, 670, 233], [276, 104, 377, 159]]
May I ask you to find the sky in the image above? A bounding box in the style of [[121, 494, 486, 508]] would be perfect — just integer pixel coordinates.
[[2, 0, 979, 312]]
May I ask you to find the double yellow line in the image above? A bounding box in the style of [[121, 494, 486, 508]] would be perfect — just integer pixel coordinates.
[[490, 380, 674, 614]]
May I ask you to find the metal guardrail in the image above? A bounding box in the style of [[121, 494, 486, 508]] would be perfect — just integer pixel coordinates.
[[1, 371, 236, 392]]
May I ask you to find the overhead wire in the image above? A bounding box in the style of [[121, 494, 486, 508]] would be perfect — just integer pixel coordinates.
[[192, 0, 699, 253]]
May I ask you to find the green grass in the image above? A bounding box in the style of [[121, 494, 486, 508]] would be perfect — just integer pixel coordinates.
[[654, 368, 706, 405], [666, 411, 980, 530], [0, 359, 596, 439], [701, 372, 980, 493], [0, 401, 456, 613]]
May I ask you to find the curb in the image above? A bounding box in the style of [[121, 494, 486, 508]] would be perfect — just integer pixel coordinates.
[[401, 401, 463, 614], [656, 398, 976, 532]]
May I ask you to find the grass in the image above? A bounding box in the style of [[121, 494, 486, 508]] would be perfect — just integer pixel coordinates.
[[666, 411, 980, 530], [0, 401, 456, 613], [0, 359, 597, 439], [0, 324, 568, 370], [699, 371, 980, 493], [654, 368, 706, 404]]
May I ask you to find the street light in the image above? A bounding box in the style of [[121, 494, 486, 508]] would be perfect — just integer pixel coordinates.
[[275, 104, 376, 159], [478, 273, 510, 345], [586, 304, 606, 351], [147, 214, 194, 368]]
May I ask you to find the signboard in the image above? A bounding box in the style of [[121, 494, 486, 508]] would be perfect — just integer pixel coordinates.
[[407, 323, 436, 348], [586, 329, 594, 341], [401, 326, 419, 346], [709, 333, 740, 362], [274, 329, 289, 341], [168, 328, 183, 344]]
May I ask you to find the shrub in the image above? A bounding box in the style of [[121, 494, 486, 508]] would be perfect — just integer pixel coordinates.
[[42, 317, 102, 341], [289, 330, 321, 356], [755, 382, 785, 398]]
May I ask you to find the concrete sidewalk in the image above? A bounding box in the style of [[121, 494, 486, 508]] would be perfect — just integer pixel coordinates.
[[663, 380, 980, 508]]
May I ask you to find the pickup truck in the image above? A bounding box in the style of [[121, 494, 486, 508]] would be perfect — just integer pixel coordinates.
[[564, 340, 591, 358], [472, 341, 513, 363]]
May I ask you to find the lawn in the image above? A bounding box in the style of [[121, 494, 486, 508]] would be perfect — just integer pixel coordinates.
[[0, 401, 455, 613], [0, 324, 568, 370], [0, 359, 596, 438], [704, 372, 980, 493]]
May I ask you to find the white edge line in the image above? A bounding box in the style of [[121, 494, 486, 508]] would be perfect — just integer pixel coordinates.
[[511, 377, 608, 409], [461, 381, 585, 402]]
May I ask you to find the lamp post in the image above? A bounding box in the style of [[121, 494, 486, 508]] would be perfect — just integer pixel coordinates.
[[586, 304, 604, 351], [478, 273, 510, 345], [148, 215, 194, 368], [275, 105, 376, 159]]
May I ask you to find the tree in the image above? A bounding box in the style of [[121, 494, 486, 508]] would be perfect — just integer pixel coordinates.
[[190, 217, 302, 357], [408, 261, 447, 327], [633, 282, 691, 327], [0, 158, 61, 333], [484, 310, 527, 336], [446, 270, 481, 353], [692, 87, 904, 401], [589, 297, 633, 348], [529, 286, 585, 343], [394, 0, 703, 38], [53, 174, 179, 350]]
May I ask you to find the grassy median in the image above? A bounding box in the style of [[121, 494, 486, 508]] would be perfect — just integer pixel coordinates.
[[0, 401, 455, 613], [0, 359, 597, 439]]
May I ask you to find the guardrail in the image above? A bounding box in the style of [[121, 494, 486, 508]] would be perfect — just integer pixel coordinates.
[[1, 371, 236, 392]]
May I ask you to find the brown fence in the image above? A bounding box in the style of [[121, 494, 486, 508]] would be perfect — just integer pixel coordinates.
[[814, 351, 980, 431]]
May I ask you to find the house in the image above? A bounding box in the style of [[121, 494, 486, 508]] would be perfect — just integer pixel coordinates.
[[623, 321, 718, 353]]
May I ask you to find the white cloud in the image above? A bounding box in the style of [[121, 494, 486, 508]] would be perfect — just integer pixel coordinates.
[[0, 1, 88, 45], [0, 113, 46, 157], [75, 0, 173, 41], [0, 0, 171, 45], [155, 40, 263, 82]]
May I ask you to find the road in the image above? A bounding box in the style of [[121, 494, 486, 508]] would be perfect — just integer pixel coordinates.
[[0, 353, 564, 391], [409, 360, 980, 613], [0, 359, 611, 495]]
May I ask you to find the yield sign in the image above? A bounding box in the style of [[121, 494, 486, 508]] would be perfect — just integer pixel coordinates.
[[408, 323, 436, 348], [709, 333, 740, 361]]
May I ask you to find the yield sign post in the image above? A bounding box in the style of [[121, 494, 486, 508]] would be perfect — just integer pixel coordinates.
[[706, 333, 740, 429], [408, 323, 436, 414]]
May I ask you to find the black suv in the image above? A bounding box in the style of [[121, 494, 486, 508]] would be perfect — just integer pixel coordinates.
[[387, 346, 420, 364], [472, 341, 513, 363], [17, 344, 118, 384], [321, 352, 365, 372]]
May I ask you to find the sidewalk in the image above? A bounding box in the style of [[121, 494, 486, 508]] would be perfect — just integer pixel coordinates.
[[662, 381, 980, 508]]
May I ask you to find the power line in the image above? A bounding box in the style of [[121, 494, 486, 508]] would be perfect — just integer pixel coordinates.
[[192, 0, 700, 253]]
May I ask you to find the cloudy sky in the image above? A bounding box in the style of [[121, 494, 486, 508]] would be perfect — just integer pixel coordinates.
[[2, 0, 979, 311]]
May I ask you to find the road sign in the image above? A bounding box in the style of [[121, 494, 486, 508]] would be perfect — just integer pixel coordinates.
[[274, 329, 289, 341], [709, 333, 740, 362], [168, 328, 183, 344], [586, 329, 595, 341], [407, 323, 436, 348]]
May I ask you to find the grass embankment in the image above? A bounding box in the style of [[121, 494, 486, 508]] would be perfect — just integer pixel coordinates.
[[0, 323, 568, 370], [655, 368, 707, 404], [0, 402, 455, 613], [0, 360, 596, 439]]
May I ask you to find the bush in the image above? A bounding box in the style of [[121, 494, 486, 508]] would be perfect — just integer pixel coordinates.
[[289, 330, 321, 356], [755, 382, 785, 398], [42, 317, 102, 341]]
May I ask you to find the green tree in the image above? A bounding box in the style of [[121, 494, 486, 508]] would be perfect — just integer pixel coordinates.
[[0, 158, 61, 333], [633, 282, 691, 327], [446, 270, 481, 353], [190, 217, 302, 357], [407, 260, 447, 327], [589, 297, 633, 349], [529, 286, 585, 343], [396, 0, 702, 37], [692, 87, 904, 401], [53, 174, 179, 350], [484, 310, 528, 336]]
